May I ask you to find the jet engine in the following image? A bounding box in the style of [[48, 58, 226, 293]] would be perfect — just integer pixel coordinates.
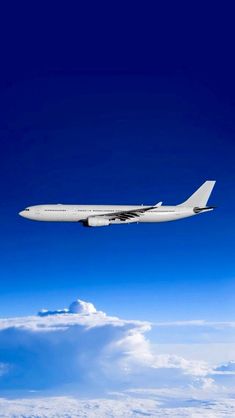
[[87, 216, 110, 227]]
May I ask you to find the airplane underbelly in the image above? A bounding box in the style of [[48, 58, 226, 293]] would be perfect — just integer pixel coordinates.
[[140, 212, 189, 222], [140, 213, 174, 222]]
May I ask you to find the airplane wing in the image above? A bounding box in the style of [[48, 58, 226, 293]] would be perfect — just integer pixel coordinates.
[[99, 201, 163, 222]]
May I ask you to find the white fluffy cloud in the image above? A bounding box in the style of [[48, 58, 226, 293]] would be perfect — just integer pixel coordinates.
[[38, 298, 99, 316], [0, 298, 213, 391], [0, 298, 234, 416], [0, 394, 235, 418]]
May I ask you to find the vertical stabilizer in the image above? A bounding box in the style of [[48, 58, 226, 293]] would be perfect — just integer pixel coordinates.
[[179, 181, 216, 207]]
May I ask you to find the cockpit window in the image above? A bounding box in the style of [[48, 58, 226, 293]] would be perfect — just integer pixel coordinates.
[[25, 208, 30, 211]]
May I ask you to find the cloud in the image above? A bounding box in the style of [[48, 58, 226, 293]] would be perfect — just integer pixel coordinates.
[[0, 298, 234, 417], [38, 298, 99, 316], [0, 298, 213, 393], [0, 392, 234, 417], [153, 320, 235, 328], [0, 298, 151, 392], [215, 361, 235, 373]]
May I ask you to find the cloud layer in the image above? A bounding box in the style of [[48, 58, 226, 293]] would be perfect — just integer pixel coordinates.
[[0, 298, 215, 392], [0, 393, 235, 418], [0, 298, 234, 416]]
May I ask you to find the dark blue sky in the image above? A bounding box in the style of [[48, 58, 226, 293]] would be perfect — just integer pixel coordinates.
[[0, 3, 234, 320]]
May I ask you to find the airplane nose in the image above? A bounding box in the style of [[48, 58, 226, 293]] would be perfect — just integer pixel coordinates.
[[19, 210, 25, 217]]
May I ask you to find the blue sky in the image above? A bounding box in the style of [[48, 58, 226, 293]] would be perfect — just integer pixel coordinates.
[[0, 74, 234, 322], [0, 3, 234, 323]]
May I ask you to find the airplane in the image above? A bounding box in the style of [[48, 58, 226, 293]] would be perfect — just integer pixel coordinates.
[[19, 180, 216, 227]]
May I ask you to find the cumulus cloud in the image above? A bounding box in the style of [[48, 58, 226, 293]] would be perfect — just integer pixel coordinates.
[[38, 298, 99, 316], [0, 298, 206, 392], [0, 298, 234, 416]]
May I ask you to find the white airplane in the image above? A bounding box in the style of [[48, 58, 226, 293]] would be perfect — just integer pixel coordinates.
[[19, 180, 216, 227]]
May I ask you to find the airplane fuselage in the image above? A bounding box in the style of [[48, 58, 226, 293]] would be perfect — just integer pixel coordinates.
[[19, 204, 198, 224]]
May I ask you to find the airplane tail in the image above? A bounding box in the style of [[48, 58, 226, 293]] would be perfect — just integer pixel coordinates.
[[179, 180, 216, 207]]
